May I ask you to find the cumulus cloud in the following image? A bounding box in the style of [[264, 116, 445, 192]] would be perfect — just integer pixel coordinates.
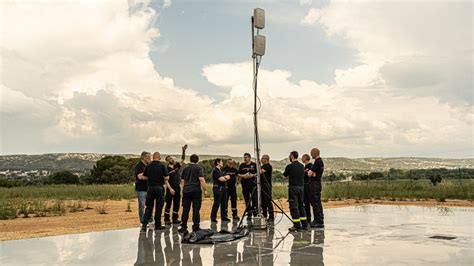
[[301, 0, 473, 107], [0, 0, 472, 158]]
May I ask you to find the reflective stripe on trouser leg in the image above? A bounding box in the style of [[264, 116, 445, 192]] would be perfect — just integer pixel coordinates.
[[292, 218, 301, 223]]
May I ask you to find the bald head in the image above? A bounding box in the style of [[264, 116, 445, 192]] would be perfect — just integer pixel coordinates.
[[152, 152, 161, 161], [310, 148, 320, 159], [261, 154, 270, 164]]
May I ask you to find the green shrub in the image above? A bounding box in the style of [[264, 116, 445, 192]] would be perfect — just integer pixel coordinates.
[[47, 171, 80, 185], [0, 200, 17, 219]]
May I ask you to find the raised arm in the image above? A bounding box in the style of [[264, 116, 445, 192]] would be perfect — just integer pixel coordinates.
[[180, 144, 188, 165]]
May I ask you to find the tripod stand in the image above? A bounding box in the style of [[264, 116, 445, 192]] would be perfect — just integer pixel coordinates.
[[237, 178, 292, 229]]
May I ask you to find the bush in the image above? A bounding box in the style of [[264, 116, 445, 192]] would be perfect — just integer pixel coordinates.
[[89, 156, 138, 184], [0, 179, 20, 188], [0, 200, 17, 219], [47, 171, 80, 185]]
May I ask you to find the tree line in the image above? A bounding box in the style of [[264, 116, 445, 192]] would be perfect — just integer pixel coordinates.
[[1, 155, 473, 187]]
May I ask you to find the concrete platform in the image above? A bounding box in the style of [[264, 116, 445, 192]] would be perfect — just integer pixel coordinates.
[[1, 205, 472, 265]]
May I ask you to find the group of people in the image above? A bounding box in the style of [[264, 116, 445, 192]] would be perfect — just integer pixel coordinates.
[[134, 145, 324, 233]]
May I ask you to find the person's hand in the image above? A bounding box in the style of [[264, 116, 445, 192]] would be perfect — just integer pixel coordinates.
[[182, 144, 188, 151], [204, 190, 209, 197], [170, 189, 175, 196]]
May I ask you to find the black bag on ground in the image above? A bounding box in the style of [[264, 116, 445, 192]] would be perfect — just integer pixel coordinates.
[[182, 227, 250, 244]]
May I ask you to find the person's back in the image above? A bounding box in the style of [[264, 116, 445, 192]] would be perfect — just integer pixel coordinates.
[[179, 154, 208, 233], [144, 160, 167, 186], [284, 161, 305, 187], [181, 163, 203, 194], [141, 152, 169, 231]]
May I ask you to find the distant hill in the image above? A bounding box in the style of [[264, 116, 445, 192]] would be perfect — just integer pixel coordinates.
[[0, 153, 472, 177]]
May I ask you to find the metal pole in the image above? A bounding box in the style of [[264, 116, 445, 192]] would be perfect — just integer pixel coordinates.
[[252, 16, 262, 215]]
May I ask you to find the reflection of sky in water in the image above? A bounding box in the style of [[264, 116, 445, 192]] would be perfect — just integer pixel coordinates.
[[0, 205, 472, 265]]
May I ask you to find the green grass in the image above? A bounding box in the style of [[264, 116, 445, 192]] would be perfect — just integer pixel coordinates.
[[0, 184, 136, 200], [0, 180, 472, 220], [1, 180, 473, 201]]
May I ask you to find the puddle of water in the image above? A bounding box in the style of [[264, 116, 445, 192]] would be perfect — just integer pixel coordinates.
[[0, 205, 472, 265]]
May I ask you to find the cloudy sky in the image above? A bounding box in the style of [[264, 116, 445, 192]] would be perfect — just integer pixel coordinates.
[[0, 0, 472, 159]]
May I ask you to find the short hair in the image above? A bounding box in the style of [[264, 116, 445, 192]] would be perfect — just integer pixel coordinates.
[[190, 154, 199, 163], [244, 153, 251, 157], [165, 155, 171, 161], [227, 158, 233, 162], [214, 158, 222, 166], [140, 151, 150, 160], [290, 151, 299, 159], [152, 152, 161, 160], [302, 154, 310, 161], [311, 148, 321, 156], [262, 154, 270, 161]]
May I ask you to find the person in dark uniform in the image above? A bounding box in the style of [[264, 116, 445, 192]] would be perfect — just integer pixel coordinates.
[[179, 154, 209, 233], [260, 154, 274, 222], [237, 153, 257, 223], [307, 147, 325, 228], [210, 158, 231, 223], [283, 151, 308, 231], [302, 154, 314, 225], [164, 144, 187, 225], [222, 159, 239, 220], [141, 152, 173, 232], [135, 151, 151, 226]]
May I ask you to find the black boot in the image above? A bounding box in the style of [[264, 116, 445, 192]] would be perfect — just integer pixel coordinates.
[[289, 222, 301, 232], [301, 219, 308, 230]]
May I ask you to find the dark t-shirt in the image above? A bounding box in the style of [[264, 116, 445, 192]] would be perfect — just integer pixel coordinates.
[[222, 166, 238, 187], [134, 161, 147, 191], [283, 161, 305, 186], [212, 167, 226, 187], [167, 162, 182, 186], [143, 160, 168, 187], [238, 162, 257, 186], [311, 158, 324, 184], [181, 164, 204, 194], [261, 163, 273, 187], [304, 162, 313, 185]]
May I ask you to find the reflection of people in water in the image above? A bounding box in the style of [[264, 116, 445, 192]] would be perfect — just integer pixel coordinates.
[[164, 227, 181, 266], [182, 244, 202, 266], [154, 231, 166, 264], [238, 228, 275, 265], [261, 228, 275, 265], [290, 230, 325, 265], [212, 220, 238, 265], [134, 231, 156, 265]]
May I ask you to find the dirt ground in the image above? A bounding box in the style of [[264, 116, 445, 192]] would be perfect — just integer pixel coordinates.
[[1, 198, 472, 241]]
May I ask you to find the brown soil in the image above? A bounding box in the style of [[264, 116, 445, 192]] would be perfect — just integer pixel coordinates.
[[1, 198, 472, 241]]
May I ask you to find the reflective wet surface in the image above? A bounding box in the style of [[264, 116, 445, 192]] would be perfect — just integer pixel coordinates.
[[1, 205, 473, 265]]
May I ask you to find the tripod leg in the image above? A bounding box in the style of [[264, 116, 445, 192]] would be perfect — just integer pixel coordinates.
[[237, 185, 257, 229], [260, 186, 292, 223]]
